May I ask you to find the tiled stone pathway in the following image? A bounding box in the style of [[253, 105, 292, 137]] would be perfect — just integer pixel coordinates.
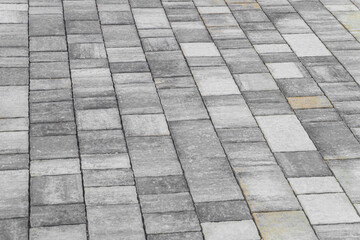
[[1, 0, 360, 239]]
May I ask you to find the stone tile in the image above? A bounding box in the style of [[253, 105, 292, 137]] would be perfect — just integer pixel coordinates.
[[158, 87, 208, 121], [30, 224, 86, 240], [233, 10, 269, 22], [308, 64, 354, 83], [0, 131, 28, 154], [234, 73, 278, 91], [130, 0, 162, 8], [217, 127, 264, 143], [29, 14, 64, 36], [117, 83, 163, 115], [123, 114, 170, 136], [146, 51, 191, 78], [102, 25, 140, 48], [140, 192, 194, 213], [314, 223, 360, 240], [328, 159, 360, 203], [236, 165, 300, 212], [289, 177, 343, 194], [0, 170, 28, 218], [142, 37, 179, 52], [287, 96, 332, 109], [78, 130, 127, 154], [30, 101, 74, 123], [192, 66, 240, 96], [30, 89, 72, 103], [0, 154, 28, 171], [127, 136, 182, 177], [83, 168, 133, 186], [81, 153, 130, 170], [76, 108, 121, 131], [303, 121, 360, 159], [0, 218, 28, 240], [196, 200, 251, 222], [0, 68, 28, 86], [30, 158, 80, 176], [30, 174, 83, 205], [246, 30, 285, 44], [133, 8, 170, 29], [267, 62, 305, 79], [0, 86, 28, 118], [85, 186, 138, 205], [171, 21, 212, 43], [298, 193, 360, 224], [283, 33, 331, 57], [69, 43, 106, 59], [137, 175, 188, 195], [202, 220, 260, 240], [274, 151, 331, 177], [87, 204, 145, 240], [30, 204, 86, 227], [204, 95, 257, 128], [144, 212, 200, 234], [320, 82, 360, 101], [202, 14, 238, 27], [107, 47, 145, 63], [256, 115, 316, 152], [295, 108, 342, 123], [30, 36, 66, 52], [276, 77, 323, 97], [254, 211, 317, 240], [181, 43, 220, 57], [148, 232, 203, 240], [30, 135, 78, 160], [99, 11, 134, 25], [30, 122, 76, 137]]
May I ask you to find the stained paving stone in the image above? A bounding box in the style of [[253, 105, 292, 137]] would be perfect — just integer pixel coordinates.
[[0, 218, 28, 240], [298, 193, 360, 225], [287, 96, 332, 109], [202, 220, 260, 240], [254, 211, 318, 240], [303, 121, 360, 159]]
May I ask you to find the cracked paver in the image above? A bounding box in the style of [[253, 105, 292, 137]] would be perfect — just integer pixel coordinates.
[[1, 0, 360, 239]]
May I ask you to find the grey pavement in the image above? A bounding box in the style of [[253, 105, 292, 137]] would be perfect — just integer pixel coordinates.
[[1, 0, 360, 239]]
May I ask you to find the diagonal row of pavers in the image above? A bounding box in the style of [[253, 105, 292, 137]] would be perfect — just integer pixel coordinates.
[[1, 0, 360, 239]]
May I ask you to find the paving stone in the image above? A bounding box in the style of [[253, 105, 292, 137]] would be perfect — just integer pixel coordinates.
[[217, 127, 265, 143], [171, 21, 212, 42], [233, 10, 269, 22], [295, 108, 342, 123], [0, 131, 28, 154], [276, 77, 323, 97], [204, 95, 257, 128], [0, 218, 28, 240], [0, 154, 28, 171], [30, 122, 76, 136], [274, 151, 331, 177], [30, 204, 86, 227], [76, 108, 121, 131], [234, 73, 278, 91], [144, 211, 200, 234], [235, 164, 301, 212], [0, 170, 28, 218], [107, 47, 145, 63], [146, 51, 191, 77], [196, 200, 251, 222], [328, 159, 360, 203], [30, 101, 74, 123], [31, 174, 83, 205], [181, 42, 220, 57], [133, 8, 170, 29], [29, 224, 86, 240], [85, 186, 137, 205], [303, 121, 360, 159], [29, 14, 65, 36], [30, 89, 72, 103], [78, 130, 127, 154], [0, 86, 28, 118], [289, 176, 343, 194], [158, 87, 208, 121], [298, 193, 360, 225], [202, 220, 260, 240], [140, 192, 194, 213], [320, 82, 360, 101], [202, 14, 238, 27], [30, 135, 78, 160], [142, 37, 179, 52], [87, 204, 145, 240], [246, 30, 285, 44], [81, 153, 130, 170], [137, 175, 188, 195], [254, 211, 317, 240], [102, 25, 140, 48], [314, 223, 360, 240], [83, 169, 133, 187], [30, 36, 66, 51], [127, 136, 182, 177], [117, 83, 162, 115], [267, 62, 306, 79], [99, 11, 134, 25], [30, 62, 69, 79], [69, 43, 106, 59], [256, 115, 316, 152], [287, 96, 332, 109], [191, 66, 240, 96], [0, 67, 28, 85], [148, 232, 203, 240], [130, 0, 162, 7], [284, 33, 331, 57], [123, 114, 170, 136], [30, 158, 80, 176]]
